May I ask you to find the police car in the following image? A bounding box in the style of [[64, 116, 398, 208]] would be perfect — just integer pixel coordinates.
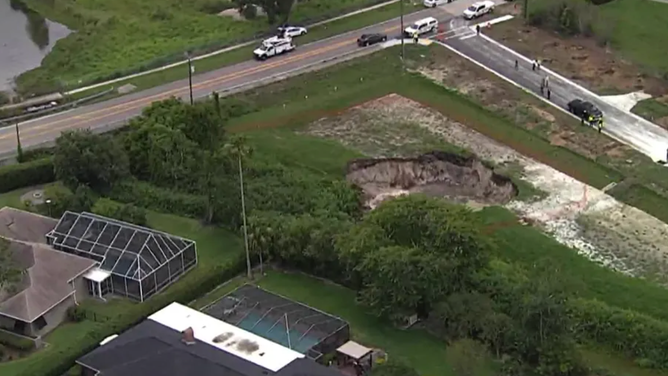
[[253, 37, 295, 60], [463, 1, 495, 19]]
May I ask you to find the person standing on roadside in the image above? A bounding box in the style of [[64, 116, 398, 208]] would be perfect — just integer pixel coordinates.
[[413, 31, 419, 44], [476, 24, 481, 35]]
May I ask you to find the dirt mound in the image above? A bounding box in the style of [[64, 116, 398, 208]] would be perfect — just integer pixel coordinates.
[[346, 151, 518, 209]]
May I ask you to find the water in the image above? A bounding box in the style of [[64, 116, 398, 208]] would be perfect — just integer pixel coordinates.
[[238, 312, 320, 353], [0, 0, 71, 92]]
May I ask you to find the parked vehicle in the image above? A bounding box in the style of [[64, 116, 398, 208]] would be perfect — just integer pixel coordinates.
[[253, 37, 295, 60], [463, 1, 495, 19], [567, 99, 603, 123], [357, 33, 388, 47], [423, 0, 452, 7], [403, 17, 439, 37], [277, 25, 308, 38]]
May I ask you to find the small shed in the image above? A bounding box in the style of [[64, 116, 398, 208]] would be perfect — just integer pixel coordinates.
[[336, 341, 373, 374]]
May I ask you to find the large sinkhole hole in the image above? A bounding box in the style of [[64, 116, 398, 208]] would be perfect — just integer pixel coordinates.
[[346, 151, 518, 209]]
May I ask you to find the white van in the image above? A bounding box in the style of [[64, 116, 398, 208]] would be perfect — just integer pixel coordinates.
[[403, 17, 439, 37], [423, 0, 452, 7], [254, 37, 295, 60]]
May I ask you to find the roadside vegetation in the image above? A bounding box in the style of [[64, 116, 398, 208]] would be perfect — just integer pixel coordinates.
[[3, 46, 668, 376], [15, 0, 406, 96], [523, 0, 668, 78]]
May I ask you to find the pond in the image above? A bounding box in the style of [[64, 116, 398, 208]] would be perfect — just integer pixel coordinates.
[[0, 0, 71, 93]]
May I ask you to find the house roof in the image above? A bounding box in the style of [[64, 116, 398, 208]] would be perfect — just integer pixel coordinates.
[[78, 304, 344, 376], [0, 207, 58, 244], [0, 241, 96, 323]]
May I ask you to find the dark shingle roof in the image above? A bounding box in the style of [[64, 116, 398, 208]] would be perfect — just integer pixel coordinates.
[[78, 320, 343, 376], [0, 241, 95, 322], [0, 207, 57, 244]]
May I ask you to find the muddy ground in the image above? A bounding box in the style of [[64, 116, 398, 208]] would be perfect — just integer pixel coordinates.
[[345, 152, 517, 209], [304, 94, 668, 284]]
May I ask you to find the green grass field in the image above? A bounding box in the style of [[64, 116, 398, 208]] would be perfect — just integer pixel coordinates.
[[17, 0, 417, 96], [597, 0, 668, 77]]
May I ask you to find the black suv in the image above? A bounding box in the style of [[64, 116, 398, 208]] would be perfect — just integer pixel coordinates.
[[567, 99, 603, 122], [357, 33, 387, 47]]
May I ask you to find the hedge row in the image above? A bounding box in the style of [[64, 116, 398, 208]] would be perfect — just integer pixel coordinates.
[[22, 256, 245, 376], [0, 329, 35, 352], [570, 298, 668, 369], [0, 157, 55, 193], [108, 180, 206, 219]]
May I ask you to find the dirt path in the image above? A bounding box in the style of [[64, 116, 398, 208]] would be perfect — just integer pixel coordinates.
[[305, 94, 668, 283]]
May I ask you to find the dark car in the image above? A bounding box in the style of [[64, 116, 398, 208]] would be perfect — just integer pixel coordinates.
[[567, 99, 602, 121], [357, 33, 387, 47]]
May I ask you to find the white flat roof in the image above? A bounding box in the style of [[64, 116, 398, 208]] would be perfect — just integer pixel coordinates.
[[84, 268, 111, 283], [337, 341, 372, 360], [149, 302, 304, 372]]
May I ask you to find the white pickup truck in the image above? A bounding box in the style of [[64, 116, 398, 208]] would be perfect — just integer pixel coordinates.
[[253, 37, 295, 60], [462, 1, 495, 19]]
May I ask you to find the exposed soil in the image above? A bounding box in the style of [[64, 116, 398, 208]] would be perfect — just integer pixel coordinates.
[[483, 18, 668, 96], [346, 151, 518, 209], [416, 47, 638, 164], [304, 94, 668, 283]]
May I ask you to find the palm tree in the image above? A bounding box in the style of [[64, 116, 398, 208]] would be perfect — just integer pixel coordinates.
[[224, 136, 253, 279]]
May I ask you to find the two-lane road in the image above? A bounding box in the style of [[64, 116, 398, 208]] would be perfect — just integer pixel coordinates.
[[0, 1, 483, 160]]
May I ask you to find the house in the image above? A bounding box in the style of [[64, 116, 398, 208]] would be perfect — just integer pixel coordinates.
[[77, 302, 345, 376], [0, 207, 96, 338]]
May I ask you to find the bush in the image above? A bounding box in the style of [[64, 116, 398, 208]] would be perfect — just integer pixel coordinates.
[[0, 329, 35, 351], [92, 198, 148, 226], [22, 256, 245, 376], [66, 306, 87, 323], [0, 157, 55, 193], [570, 298, 668, 369], [108, 180, 207, 219]]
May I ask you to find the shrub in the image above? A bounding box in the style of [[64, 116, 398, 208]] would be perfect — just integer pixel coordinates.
[[0, 157, 55, 193], [570, 298, 668, 369], [108, 180, 207, 219], [0, 329, 35, 351], [66, 306, 87, 323], [92, 198, 148, 226]]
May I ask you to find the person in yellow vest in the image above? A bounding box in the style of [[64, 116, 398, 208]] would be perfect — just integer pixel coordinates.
[[597, 118, 604, 133], [413, 31, 419, 44]]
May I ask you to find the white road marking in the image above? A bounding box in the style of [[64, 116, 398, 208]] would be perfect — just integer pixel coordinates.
[[459, 34, 477, 40]]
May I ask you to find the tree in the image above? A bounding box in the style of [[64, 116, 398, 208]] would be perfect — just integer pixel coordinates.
[[234, 0, 295, 24], [54, 130, 130, 191], [224, 135, 254, 278], [338, 195, 490, 320]]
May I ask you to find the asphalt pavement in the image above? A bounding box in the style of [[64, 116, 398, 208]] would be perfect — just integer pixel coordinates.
[[438, 25, 668, 163], [0, 1, 487, 161]]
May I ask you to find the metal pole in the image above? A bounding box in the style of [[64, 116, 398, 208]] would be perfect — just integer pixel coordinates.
[[239, 154, 252, 279], [400, 0, 405, 68], [187, 57, 194, 105]]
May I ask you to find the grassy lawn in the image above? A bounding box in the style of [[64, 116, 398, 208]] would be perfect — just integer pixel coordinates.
[[19, 0, 420, 96], [258, 270, 458, 376], [189, 275, 247, 309], [0, 321, 104, 375], [632, 98, 668, 121], [478, 206, 668, 322], [597, 0, 668, 76], [0, 187, 32, 209], [67, 0, 422, 102]]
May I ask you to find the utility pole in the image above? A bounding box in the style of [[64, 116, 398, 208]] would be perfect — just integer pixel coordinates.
[[15, 122, 23, 163], [238, 153, 252, 279], [400, 0, 405, 69], [185, 52, 194, 105]]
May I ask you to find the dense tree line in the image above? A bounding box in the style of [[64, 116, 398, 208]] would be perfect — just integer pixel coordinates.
[[249, 195, 587, 376]]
